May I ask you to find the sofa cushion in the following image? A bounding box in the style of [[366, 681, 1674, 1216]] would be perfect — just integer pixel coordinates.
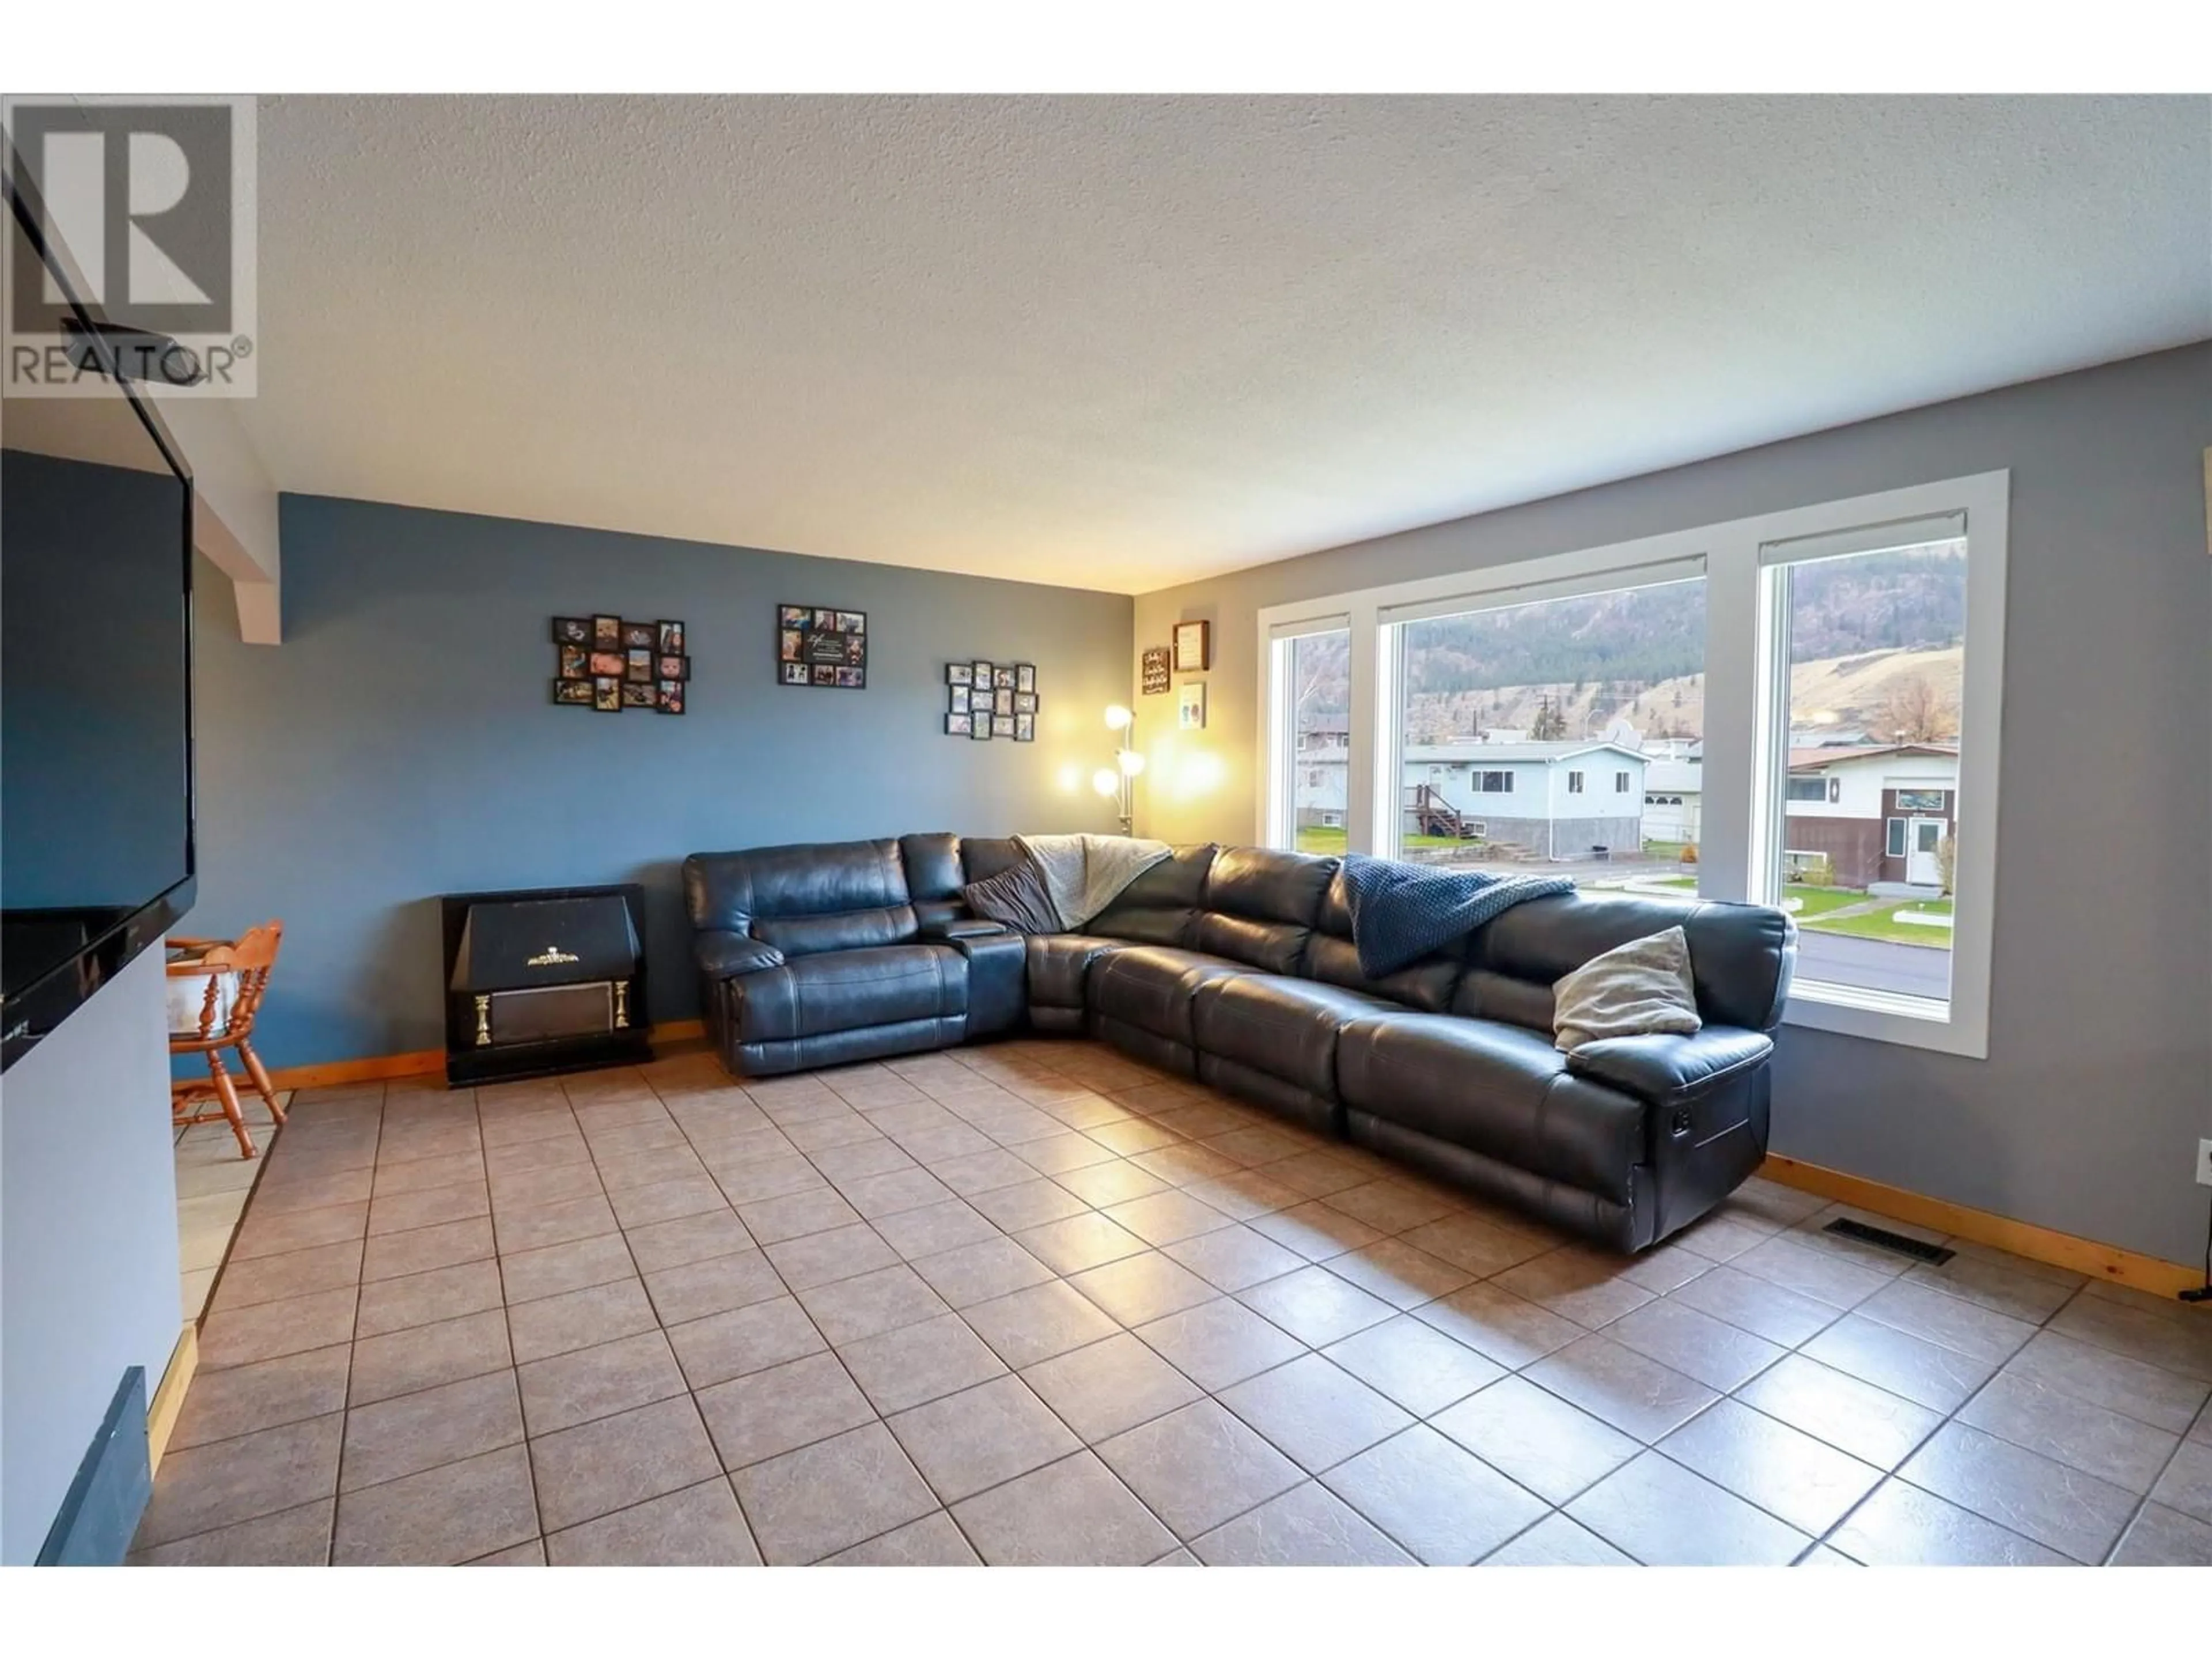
[[1336, 1011, 1649, 1201], [1191, 846, 1336, 973], [1088, 944, 1252, 1048], [1474, 891, 1794, 1032], [1026, 933, 1127, 1010], [683, 839, 918, 957], [726, 943, 967, 1043], [1089, 843, 1218, 946], [1190, 974, 1395, 1101], [963, 859, 1063, 933], [1551, 925, 1702, 1051], [1301, 869, 1465, 1012]]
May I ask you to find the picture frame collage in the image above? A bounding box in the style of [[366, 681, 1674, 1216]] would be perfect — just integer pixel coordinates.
[[778, 605, 868, 689], [945, 659, 1037, 741], [552, 615, 688, 714]]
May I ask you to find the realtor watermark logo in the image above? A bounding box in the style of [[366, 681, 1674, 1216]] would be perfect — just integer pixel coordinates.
[[4, 94, 256, 396]]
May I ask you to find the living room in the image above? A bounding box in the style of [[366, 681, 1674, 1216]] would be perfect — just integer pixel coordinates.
[[2, 13, 2207, 1646]]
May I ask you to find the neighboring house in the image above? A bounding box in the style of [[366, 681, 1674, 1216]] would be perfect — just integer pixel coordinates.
[[1783, 743, 1960, 888], [1295, 736, 1646, 859], [1641, 743, 1703, 845]]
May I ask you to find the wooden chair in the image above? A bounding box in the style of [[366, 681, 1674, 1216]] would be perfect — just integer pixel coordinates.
[[168, 921, 287, 1158]]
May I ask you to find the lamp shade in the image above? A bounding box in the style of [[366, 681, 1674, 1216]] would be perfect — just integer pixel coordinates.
[[1117, 749, 1146, 777], [1092, 767, 1120, 797], [1104, 704, 1133, 732]]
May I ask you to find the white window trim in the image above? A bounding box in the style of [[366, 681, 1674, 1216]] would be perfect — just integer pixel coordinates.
[[1254, 469, 2008, 1060]]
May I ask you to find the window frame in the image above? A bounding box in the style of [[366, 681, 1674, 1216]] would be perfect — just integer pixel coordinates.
[[1254, 469, 2008, 1059]]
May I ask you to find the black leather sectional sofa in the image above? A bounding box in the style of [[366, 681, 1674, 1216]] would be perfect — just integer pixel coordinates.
[[681, 834, 1795, 1252]]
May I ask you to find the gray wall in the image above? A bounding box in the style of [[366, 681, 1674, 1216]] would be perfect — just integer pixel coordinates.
[[0, 946, 181, 1563], [1134, 344, 2212, 1268], [189, 497, 1133, 1067]]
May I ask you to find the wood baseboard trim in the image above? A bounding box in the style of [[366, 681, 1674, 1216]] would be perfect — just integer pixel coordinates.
[[147, 1323, 198, 1474], [1759, 1154, 2203, 1301], [263, 1020, 709, 1093]]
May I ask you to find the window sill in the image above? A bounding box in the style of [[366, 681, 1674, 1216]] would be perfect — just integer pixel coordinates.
[[1782, 979, 1986, 1060]]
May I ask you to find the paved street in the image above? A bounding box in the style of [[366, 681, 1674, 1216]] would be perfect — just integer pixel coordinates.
[[1794, 930, 1952, 999]]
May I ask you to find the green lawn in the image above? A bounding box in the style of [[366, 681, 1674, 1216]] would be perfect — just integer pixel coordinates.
[[1783, 884, 1863, 919], [1295, 828, 1473, 855], [1798, 898, 1955, 949]]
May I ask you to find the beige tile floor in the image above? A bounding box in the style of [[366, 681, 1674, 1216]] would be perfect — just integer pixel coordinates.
[[131, 1039, 2212, 1566], [175, 1092, 287, 1321]]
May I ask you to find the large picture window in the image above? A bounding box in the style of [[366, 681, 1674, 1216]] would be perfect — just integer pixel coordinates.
[[1758, 525, 1968, 1009], [1255, 472, 2007, 1057], [1380, 574, 1707, 885]]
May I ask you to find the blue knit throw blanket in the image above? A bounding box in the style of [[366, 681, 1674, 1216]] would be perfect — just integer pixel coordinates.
[[1340, 854, 1575, 978]]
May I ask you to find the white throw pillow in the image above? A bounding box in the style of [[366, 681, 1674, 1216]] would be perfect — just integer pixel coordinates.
[[1551, 926, 1703, 1052]]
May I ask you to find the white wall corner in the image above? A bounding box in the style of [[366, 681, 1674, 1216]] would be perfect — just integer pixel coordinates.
[[147, 391, 282, 645]]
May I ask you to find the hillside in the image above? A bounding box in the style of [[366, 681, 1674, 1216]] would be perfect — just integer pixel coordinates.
[[1291, 543, 1966, 744]]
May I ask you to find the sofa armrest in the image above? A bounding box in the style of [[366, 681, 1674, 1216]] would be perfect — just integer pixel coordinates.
[[1565, 1026, 1773, 1108], [694, 929, 786, 979], [920, 916, 1010, 942]]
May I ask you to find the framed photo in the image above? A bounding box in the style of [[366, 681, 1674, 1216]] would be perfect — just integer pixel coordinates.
[[986, 687, 1006, 716], [993, 666, 1015, 690], [553, 616, 590, 645], [972, 660, 994, 687], [620, 621, 656, 651], [558, 645, 589, 680], [620, 681, 656, 709], [593, 615, 622, 649], [588, 650, 625, 678], [592, 675, 623, 712], [1141, 645, 1171, 695], [1173, 619, 1211, 673], [782, 604, 868, 688], [948, 686, 970, 714], [1014, 663, 1036, 694], [625, 648, 654, 683], [553, 678, 594, 706], [1014, 713, 1035, 742], [1177, 680, 1207, 729], [945, 713, 972, 736], [970, 714, 992, 741], [657, 654, 690, 680], [947, 662, 972, 685], [1012, 691, 1037, 714], [991, 714, 1015, 738], [658, 620, 685, 654], [657, 679, 685, 715]]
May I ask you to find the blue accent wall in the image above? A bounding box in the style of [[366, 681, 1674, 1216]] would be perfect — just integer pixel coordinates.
[[187, 496, 1134, 1067]]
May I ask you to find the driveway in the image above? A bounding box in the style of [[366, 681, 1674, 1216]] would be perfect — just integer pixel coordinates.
[[1793, 931, 1952, 999]]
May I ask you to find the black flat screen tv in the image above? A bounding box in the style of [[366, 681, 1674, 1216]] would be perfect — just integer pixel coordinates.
[[1, 162, 197, 1070]]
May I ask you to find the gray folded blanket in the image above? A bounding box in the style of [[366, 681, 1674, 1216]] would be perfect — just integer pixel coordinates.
[[1016, 833, 1172, 930]]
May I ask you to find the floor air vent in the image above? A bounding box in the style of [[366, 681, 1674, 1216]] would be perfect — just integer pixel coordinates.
[[1823, 1217, 1953, 1265]]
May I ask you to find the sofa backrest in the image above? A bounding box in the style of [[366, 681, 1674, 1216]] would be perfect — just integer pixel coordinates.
[[899, 832, 967, 930], [1190, 846, 1336, 974], [957, 836, 1028, 885], [1089, 843, 1218, 945], [1456, 889, 1796, 1033], [681, 839, 917, 957], [1301, 868, 1465, 1012]]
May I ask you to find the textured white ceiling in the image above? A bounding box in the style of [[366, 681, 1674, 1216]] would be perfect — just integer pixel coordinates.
[[236, 95, 2210, 593]]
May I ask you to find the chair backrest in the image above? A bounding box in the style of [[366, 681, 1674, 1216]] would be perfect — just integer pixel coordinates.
[[171, 921, 283, 1041]]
